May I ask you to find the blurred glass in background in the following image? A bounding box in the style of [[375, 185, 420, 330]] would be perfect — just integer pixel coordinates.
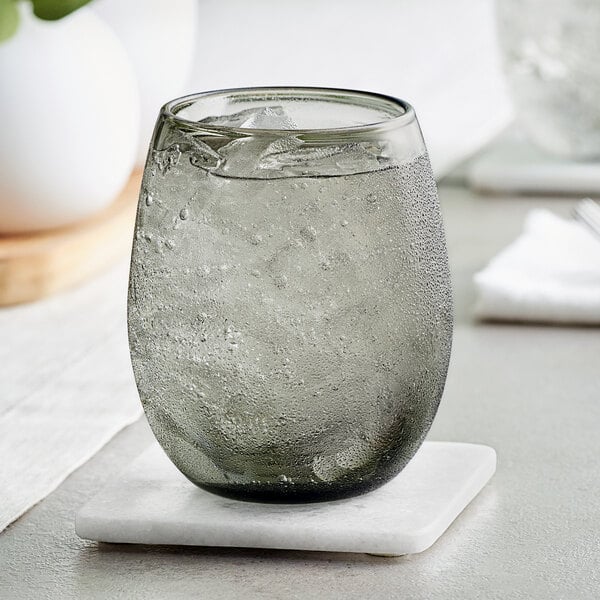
[[497, 0, 600, 160]]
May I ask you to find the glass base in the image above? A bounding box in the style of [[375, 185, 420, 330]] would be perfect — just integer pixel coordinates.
[[193, 478, 386, 504]]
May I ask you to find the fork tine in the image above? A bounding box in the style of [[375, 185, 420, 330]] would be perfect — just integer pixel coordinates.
[[582, 200, 600, 227], [574, 198, 600, 238]]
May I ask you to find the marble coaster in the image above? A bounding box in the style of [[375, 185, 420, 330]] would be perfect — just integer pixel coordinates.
[[467, 132, 600, 196], [76, 441, 496, 556]]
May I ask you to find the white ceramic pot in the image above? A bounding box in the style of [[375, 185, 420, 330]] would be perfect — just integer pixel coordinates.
[[0, 6, 139, 234], [93, 0, 198, 166]]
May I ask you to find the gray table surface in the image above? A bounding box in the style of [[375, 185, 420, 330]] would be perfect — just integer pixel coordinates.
[[2, 184, 599, 600]]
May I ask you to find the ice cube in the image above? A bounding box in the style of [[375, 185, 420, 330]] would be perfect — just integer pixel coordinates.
[[239, 106, 297, 130], [200, 106, 390, 178], [198, 106, 297, 130], [184, 135, 222, 171], [212, 137, 392, 179], [257, 140, 392, 176], [197, 106, 298, 178], [197, 107, 262, 127]]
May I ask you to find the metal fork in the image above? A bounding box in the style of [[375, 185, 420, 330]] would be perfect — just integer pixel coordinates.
[[573, 198, 600, 238]]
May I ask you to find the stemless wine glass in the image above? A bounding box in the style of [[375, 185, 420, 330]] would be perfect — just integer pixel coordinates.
[[128, 87, 453, 503]]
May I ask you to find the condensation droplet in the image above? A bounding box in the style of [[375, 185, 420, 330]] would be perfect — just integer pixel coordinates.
[[273, 274, 288, 288], [300, 225, 317, 242]]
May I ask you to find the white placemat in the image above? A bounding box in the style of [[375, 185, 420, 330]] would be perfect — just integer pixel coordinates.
[[76, 441, 496, 556], [0, 261, 142, 533]]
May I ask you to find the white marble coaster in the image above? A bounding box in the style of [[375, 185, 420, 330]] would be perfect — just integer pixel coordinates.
[[467, 132, 600, 196], [76, 441, 496, 556]]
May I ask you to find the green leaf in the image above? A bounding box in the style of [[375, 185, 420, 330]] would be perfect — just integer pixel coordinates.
[[31, 0, 93, 21], [0, 0, 19, 42]]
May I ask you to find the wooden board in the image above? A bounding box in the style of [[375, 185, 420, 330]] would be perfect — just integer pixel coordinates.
[[0, 170, 142, 306]]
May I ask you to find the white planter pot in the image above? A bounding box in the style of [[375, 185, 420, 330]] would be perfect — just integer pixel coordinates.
[[93, 0, 198, 166], [0, 6, 139, 234]]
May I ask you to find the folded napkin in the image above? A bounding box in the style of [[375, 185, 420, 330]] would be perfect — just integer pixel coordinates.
[[474, 209, 600, 324], [0, 262, 142, 533]]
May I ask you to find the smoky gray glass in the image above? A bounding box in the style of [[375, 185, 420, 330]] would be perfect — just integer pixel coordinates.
[[128, 87, 453, 502]]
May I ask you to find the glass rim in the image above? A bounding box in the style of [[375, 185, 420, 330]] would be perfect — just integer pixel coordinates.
[[162, 86, 416, 137]]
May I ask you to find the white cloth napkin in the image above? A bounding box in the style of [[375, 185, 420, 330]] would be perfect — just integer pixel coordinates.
[[0, 262, 142, 533], [474, 209, 600, 324]]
